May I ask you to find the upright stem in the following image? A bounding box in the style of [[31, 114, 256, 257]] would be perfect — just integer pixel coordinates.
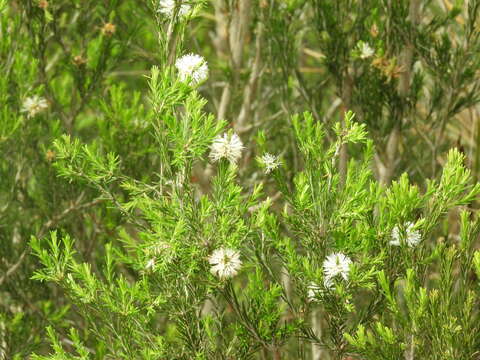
[[281, 268, 292, 302], [214, 0, 231, 121], [311, 307, 326, 360], [377, 0, 420, 185], [339, 72, 353, 185], [273, 347, 282, 360], [402, 3, 420, 358], [236, 21, 264, 133], [377, 127, 400, 185], [405, 333, 414, 360], [474, 110, 480, 184], [228, 0, 252, 70]]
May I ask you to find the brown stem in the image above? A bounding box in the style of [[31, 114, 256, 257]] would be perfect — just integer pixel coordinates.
[[273, 347, 282, 360], [218, 83, 231, 121], [213, 0, 230, 57], [261, 347, 268, 360], [405, 334, 414, 360], [311, 307, 325, 360], [339, 72, 353, 185], [228, 0, 252, 70], [235, 21, 264, 132], [377, 0, 420, 184], [377, 126, 400, 185]]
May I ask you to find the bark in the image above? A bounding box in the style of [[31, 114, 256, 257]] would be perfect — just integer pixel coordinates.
[[404, 334, 414, 360], [213, 0, 232, 122], [228, 0, 252, 70], [376, 126, 401, 185], [236, 21, 263, 133], [376, 0, 420, 185], [339, 71, 354, 185], [311, 307, 326, 360]]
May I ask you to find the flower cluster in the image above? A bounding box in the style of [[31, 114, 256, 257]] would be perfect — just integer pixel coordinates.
[[323, 252, 352, 289], [158, 0, 191, 18], [21, 96, 48, 118], [175, 53, 209, 85], [390, 222, 421, 247], [209, 133, 244, 164], [101, 22, 116, 37], [259, 153, 281, 174], [145, 258, 156, 272], [208, 248, 242, 279], [357, 41, 375, 59]]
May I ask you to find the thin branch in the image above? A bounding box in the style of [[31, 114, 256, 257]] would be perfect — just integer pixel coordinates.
[[0, 196, 104, 287]]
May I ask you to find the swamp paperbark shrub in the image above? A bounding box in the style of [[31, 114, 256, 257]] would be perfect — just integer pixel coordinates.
[[2, 0, 480, 359], [30, 105, 480, 359]]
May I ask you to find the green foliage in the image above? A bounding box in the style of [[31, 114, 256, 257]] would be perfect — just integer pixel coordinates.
[[2, 0, 480, 359]]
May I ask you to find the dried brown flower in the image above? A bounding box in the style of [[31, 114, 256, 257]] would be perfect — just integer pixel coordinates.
[[72, 55, 87, 66], [101, 23, 116, 37], [46, 150, 56, 162], [38, 0, 48, 9]]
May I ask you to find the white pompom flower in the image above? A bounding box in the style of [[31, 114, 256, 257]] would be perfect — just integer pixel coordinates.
[[390, 222, 421, 247], [358, 41, 375, 59], [157, 0, 191, 18], [145, 258, 156, 272], [175, 53, 209, 85], [21, 95, 48, 118], [323, 252, 352, 289], [208, 248, 242, 280], [209, 133, 244, 164], [259, 153, 280, 174]]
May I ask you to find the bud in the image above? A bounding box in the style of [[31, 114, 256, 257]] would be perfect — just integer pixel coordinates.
[[101, 23, 116, 37], [38, 0, 48, 9], [72, 55, 87, 67], [46, 150, 56, 162]]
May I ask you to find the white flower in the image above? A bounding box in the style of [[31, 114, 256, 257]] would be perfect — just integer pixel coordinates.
[[390, 222, 421, 247], [323, 252, 352, 289], [209, 133, 244, 164], [358, 42, 375, 59], [145, 258, 156, 271], [21, 95, 48, 117], [158, 0, 191, 17], [307, 282, 322, 302], [175, 53, 209, 85], [260, 153, 280, 174], [208, 248, 242, 279]]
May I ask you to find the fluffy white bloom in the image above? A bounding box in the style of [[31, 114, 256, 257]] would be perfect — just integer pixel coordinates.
[[260, 153, 280, 174], [175, 53, 209, 85], [145, 258, 156, 271], [209, 248, 242, 279], [209, 133, 244, 164], [21, 95, 48, 117], [358, 42, 375, 59], [307, 282, 322, 302], [323, 252, 352, 289], [157, 0, 191, 17], [390, 222, 421, 247]]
